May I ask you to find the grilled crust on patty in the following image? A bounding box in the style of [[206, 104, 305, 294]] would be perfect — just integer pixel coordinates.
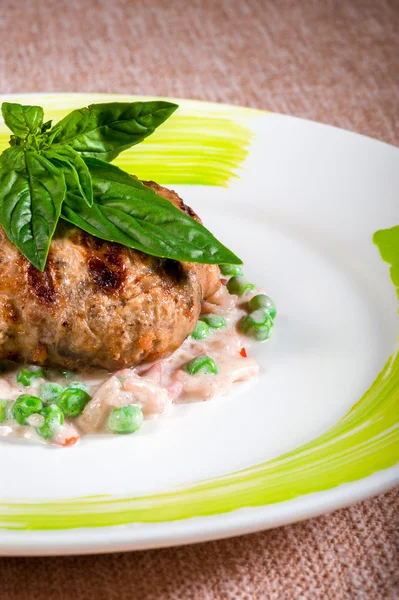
[[0, 181, 220, 370]]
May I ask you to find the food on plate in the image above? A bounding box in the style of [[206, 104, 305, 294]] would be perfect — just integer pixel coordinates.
[[0, 184, 220, 370], [0, 100, 277, 446]]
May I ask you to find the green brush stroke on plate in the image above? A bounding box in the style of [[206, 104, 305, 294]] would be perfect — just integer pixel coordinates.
[[0, 97, 397, 531], [0, 97, 254, 187], [373, 226, 399, 301]]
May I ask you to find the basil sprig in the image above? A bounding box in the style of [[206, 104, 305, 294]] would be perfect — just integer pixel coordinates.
[[0, 101, 241, 270]]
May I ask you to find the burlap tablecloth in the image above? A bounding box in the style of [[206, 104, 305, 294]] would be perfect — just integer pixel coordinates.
[[1, 0, 398, 597]]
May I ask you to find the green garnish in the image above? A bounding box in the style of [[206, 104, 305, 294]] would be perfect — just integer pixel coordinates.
[[219, 263, 244, 277], [248, 294, 277, 319], [184, 355, 219, 375], [68, 381, 90, 394], [17, 366, 46, 387], [12, 395, 44, 425], [241, 309, 274, 341], [226, 276, 256, 296], [55, 388, 91, 418], [191, 320, 211, 340], [107, 405, 143, 434], [39, 382, 65, 403], [0, 399, 10, 423], [0, 102, 241, 271], [36, 404, 64, 440], [199, 314, 227, 329]]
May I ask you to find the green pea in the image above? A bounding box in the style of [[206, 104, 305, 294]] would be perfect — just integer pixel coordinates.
[[0, 399, 11, 423], [56, 388, 91, 418], [68, 381, 90, 394], [199, 314, 227, 329], [184, 355, 219, 375], [107, 405, 144, 434], [220, 264, 244, 277], [36, 404, 64, 440], [248, 294, 277, 319], [39, 382, 65, 404], [191, 320, 211, 340], [12, 395, 44, 425], [17, 366, 46, 387], [241, 309, 274, 341], [226, 276, 256, 296]]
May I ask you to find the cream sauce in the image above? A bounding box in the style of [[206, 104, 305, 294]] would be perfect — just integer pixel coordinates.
[[0, 284, 263, 446]]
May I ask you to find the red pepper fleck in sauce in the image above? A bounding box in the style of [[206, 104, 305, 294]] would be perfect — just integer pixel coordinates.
[[240, 347, 247, 358], [63, 437, 79, 447]]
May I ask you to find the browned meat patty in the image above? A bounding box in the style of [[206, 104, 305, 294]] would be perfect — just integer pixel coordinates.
[[0, 181, 220, 370]]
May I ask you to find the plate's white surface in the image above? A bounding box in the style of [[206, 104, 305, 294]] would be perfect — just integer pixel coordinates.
[[0, 95, 398, 555]]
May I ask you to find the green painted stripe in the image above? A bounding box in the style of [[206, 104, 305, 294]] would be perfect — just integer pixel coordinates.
[[373, 226, 399, 300], [0, 95, 255, 187]]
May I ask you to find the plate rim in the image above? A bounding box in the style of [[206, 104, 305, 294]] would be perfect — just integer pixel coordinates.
[[0, 466, 398, 556]]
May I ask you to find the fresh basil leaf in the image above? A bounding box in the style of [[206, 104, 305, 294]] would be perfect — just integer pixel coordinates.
[[0, 146, 25, 172], [49, 101, 178, 162], [61, 164, 241, 265], [84, 157, 143, 186], [0, 150, 66, 270], [44, 145, 93, 206], [1, 102, 44, 138]]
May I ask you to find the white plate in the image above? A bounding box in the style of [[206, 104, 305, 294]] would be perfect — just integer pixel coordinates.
[[0, 94, 398, 556]]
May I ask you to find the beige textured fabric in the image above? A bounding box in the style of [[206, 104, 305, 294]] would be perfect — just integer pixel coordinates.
[[1, 0, 398, 145], [0, 0, 398, 598]]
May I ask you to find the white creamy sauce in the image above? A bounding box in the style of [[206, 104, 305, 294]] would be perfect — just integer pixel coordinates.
[[0, 284, 263, 446]]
